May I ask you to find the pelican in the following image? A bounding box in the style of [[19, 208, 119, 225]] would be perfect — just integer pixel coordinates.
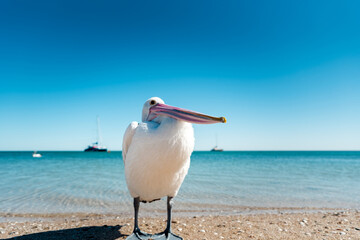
[[122, 97, 226, 240]]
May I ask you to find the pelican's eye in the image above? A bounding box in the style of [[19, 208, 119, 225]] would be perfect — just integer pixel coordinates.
[[150, 100, 156, 105]]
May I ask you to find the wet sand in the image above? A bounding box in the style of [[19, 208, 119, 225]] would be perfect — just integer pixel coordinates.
[[1, 210, 360, 239]]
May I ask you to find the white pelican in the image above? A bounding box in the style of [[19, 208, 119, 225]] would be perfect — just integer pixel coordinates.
[[122, 97, 226, 240]]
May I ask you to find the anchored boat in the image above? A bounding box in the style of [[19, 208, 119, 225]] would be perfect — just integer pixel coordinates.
[[210, 134, 223, 151], [84, 116, 108, 152]]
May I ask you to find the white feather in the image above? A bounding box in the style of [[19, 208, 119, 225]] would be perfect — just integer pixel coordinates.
[[123, 117, 194, 202], [122, 121, 139, 163]]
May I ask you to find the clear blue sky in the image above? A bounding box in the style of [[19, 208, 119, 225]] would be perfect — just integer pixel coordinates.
[[1, 0, 359, 150]]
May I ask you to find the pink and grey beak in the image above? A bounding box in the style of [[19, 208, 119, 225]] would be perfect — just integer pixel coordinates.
[[147, 103, 226, 124]]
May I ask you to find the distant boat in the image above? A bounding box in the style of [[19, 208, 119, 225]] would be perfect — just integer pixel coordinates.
[[32, 151, 42, 158], [210, 134, 223, 152], [211, 146, 223, 152], [84, 116, 108, 152], [84, 142, 107, 152]]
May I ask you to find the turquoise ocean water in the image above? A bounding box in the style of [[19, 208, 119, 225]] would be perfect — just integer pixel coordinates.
[[0, 151, 359, 215]]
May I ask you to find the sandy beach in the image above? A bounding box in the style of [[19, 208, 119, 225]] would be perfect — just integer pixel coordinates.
[[1, 209, 360, 240]]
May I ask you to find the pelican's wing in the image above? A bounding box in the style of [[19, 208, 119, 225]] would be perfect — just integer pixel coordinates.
[[122, 121, 139, 164]]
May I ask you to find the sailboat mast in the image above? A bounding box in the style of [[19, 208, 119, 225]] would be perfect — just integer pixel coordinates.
[[97, 116, 102, 146]]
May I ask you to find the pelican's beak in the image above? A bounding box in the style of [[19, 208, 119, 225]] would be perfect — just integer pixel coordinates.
[[148, 103, 226, 124]]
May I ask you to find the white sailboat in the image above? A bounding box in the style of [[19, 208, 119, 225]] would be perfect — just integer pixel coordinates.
[[210, 134, 223, 152], [84, 116, 108, 152], [32, 151, 42, 158]]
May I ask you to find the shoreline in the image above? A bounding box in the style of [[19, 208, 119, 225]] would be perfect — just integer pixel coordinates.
[[0, 206, 349, 223], [1, 208, 359, 239]]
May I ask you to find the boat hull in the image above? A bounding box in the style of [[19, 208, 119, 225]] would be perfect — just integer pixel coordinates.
[[84, 146, 107, 152]]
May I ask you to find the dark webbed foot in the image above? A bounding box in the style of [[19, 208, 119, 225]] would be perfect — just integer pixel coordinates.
[[164, 232, 183, 240], [127, 230, 182, 240], [151, 232, 183, 240], [126, 229, 152, 240]]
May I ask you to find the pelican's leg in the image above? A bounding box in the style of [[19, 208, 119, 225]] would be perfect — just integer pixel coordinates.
[[164, 196, 182, 239], [152, 197, 182, 240], [126, 197, 152, 240]]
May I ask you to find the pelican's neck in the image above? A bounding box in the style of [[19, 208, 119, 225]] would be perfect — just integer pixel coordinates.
[[159, 117, 191, 130], [144, 117, 193, 138]]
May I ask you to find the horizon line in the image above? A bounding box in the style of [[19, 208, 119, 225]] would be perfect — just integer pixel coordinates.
[[1, 150, 360, 152]]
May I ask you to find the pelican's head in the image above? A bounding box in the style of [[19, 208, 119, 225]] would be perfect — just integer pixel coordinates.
[[142, 97, 226, 124], [142, 97, 165, 123]]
